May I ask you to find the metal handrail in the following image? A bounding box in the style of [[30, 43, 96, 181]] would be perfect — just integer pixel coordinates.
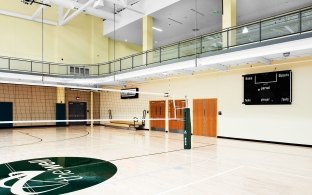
[[0, 5, 311, 78]]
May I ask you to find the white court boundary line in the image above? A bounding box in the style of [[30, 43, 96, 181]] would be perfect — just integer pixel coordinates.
[[246, 166, 312, 180], [157, 166, 244, 195]]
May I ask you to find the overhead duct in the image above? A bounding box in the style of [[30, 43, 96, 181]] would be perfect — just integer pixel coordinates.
[[48, 0, 119, 22]]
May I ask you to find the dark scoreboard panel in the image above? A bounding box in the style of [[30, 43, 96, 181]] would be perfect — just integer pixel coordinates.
[[243, 70, 292, 105]]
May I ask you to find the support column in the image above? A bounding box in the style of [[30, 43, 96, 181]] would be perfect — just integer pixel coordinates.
[[222, 0, 237, 47], [143, 15, 153, 65], [57, 87, 65, 103], [56, 87, 66, 126], [90, 91, 94, 127]]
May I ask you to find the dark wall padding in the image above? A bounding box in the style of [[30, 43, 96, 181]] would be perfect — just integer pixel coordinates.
[[0, 102, 13, 128], [56, 103, 66, 126]]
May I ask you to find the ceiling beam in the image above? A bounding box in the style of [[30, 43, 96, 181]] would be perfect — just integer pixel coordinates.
[[61, 0, 95, 25], [63, 8, 72, 20], [108, 0, 144, 15], [0, 9, 57, 26], [49, 0, 118, 21], [31, 5, 45, 19], [58, 6, 64, 25]]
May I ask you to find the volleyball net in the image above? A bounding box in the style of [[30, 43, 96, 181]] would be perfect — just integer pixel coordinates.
[[0, 83, 188, 131]]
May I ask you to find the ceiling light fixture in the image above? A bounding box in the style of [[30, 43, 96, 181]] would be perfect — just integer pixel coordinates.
[[152, 27, 163, 32], [93, 0, 104, 8], [242, 27, 249, 34]]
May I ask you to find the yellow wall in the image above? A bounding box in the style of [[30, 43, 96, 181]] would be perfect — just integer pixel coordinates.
[[0, 1, 142, 65], [108, 39, 142, 61], [0, 13, 104, 64]]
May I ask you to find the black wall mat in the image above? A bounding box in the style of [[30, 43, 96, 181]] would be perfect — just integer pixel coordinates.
[[0, 102, 13, 128], [56, 103, 66, 126]]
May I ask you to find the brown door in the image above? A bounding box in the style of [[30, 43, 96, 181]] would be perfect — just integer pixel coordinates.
[[169, 100, 186, 132], [150, 101, 157, 129], [193, 99, 204, 136], [168, 100, 176, 130], [193, 99, 217, 137], [179, 100, 186, 130], [150, 100, 166, 131], [206, 99, 217, 137], [158, 101, 166, 130]]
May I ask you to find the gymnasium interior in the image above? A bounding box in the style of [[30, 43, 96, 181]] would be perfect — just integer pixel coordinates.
[[0, 0, 312, 194]]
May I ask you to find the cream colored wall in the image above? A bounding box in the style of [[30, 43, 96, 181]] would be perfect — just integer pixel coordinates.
[[108, 39, 142, 61], [0, 1, 142, 71], [101, 57, 312, 145], [100, 90, 162, 126]]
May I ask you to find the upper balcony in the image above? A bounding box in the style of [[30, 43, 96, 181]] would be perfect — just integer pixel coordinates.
[[0, 6, 312, 87]]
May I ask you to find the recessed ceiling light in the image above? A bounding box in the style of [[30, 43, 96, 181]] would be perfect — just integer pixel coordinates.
[[242, 27, 249, 34], [152, 27, 163, 32], [93, 0, 104, 8]]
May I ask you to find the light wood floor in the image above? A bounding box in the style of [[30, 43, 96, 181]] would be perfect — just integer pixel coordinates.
[[0, 126, 311, 195]]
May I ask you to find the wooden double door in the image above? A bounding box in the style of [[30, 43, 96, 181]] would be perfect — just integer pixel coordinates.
[[193, 99, 217, 137], [168, 100, 186, 132], [149, 101, 166, 131]]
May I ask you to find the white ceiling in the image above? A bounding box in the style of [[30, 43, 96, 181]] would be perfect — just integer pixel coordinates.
[[106, 0, 312, 47]]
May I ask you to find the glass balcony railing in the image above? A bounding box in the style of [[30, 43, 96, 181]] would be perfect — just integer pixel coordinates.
[[0, 6, 312, 78]]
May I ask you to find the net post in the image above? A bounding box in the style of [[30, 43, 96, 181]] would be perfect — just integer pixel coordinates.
[[183, 108, 191, 149]]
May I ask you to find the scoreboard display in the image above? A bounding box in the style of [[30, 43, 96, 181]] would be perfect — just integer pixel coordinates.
[[243, 70, 292, 105]]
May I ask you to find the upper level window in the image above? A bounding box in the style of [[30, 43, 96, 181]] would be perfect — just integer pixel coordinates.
[[69, 66, 89, 76]]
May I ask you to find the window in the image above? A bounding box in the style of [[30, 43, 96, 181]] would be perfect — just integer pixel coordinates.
[[70, 67, 74, 74], [69, 66, 90, 76]]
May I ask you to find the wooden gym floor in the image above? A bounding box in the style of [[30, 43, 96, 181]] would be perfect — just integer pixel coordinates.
[[0, 126, 311, 194]]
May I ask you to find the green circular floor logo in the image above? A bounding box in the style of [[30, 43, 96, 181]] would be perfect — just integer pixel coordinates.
[[0, 157, 117, 195]]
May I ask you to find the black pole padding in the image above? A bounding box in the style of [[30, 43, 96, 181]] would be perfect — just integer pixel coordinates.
[[183, 108, 192, 149]]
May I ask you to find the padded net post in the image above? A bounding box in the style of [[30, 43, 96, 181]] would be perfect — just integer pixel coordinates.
[[183, 108, 191, 149]]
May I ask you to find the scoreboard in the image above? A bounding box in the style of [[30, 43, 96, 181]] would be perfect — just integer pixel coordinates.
[[243, 70, 292, 105]]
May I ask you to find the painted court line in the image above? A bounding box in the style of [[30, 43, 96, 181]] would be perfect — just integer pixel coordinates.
[[157, 166, 244, 194], [108, 156, 228, 183], [216, 142, 312, 158], [247, 165, 312, 180]]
